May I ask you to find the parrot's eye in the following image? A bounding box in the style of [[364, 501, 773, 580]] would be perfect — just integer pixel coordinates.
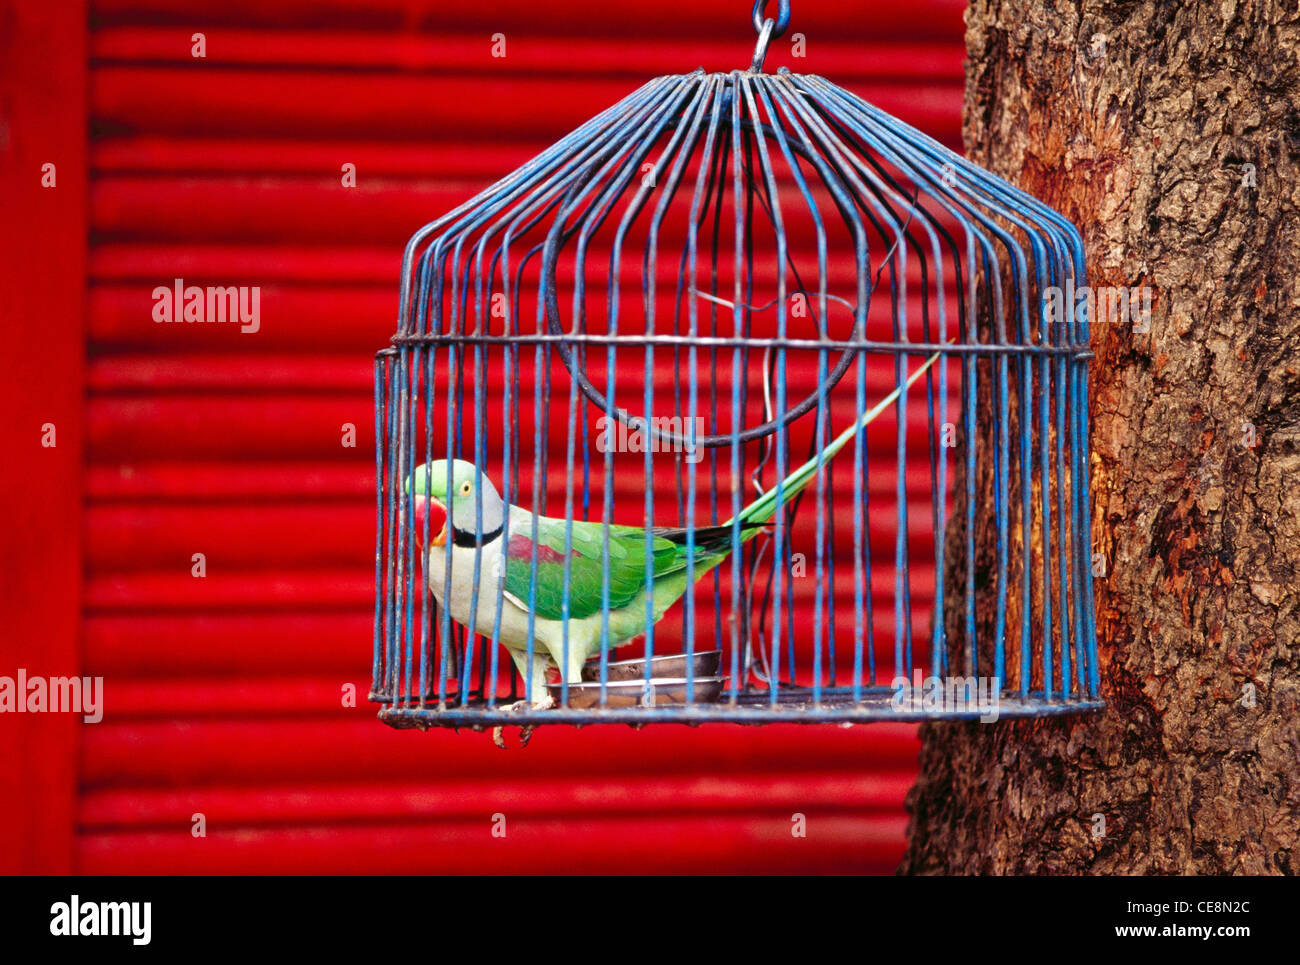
[[460, 481, 472, 495]]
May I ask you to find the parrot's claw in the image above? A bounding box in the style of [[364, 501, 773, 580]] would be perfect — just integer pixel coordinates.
[[491, 696, 556, 749]]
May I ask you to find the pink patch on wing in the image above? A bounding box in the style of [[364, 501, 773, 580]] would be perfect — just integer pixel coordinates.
[[508, 534, 565, 563]]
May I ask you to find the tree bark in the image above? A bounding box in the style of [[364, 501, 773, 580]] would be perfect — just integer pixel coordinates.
[[902, 0, 1300, 874]]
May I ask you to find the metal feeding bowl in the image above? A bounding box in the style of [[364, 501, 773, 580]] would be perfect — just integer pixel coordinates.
[[581, 650, 722, 682], [550, 677, 727, 709]]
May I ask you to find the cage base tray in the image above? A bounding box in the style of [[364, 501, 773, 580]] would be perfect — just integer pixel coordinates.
[[376, 686, 1103, 729]]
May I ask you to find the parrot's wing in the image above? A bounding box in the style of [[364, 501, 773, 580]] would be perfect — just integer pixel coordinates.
[[502, 516, 691, 621]]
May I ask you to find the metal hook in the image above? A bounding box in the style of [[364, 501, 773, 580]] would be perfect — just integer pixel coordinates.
[[749, 0, 789, 71], [751, 0, 791, 38], [750, 17, 775, 72]]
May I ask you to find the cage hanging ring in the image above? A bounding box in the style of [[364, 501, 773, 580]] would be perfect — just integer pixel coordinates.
[[751, 0, 791, 39]]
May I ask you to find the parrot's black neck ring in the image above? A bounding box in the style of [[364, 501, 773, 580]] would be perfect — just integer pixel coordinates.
[[451, 525, 503, 549]]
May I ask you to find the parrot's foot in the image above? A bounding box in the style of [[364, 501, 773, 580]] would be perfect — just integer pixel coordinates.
[[491, 696, 556, 749]]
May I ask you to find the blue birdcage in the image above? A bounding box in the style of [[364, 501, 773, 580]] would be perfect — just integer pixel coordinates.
[[372, 2, 1102, 744]]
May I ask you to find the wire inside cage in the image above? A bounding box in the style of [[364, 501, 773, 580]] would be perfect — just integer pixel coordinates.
[[372, 70, 1100, 726]]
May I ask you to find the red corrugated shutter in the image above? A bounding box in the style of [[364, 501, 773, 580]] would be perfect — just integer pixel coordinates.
[[78, 0, 966, 873]]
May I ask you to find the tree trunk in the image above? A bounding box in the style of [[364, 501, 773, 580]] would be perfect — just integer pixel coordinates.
[[902, 0, 1300, 874]]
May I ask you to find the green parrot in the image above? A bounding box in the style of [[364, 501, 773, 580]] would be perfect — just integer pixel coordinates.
[[407, 352, 939, 727]]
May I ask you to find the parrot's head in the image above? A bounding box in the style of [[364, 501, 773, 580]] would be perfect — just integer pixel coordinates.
[[406, 459, 504, 547]]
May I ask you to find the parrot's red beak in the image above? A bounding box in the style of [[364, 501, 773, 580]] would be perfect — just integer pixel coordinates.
[[412, 495, 448, 548]]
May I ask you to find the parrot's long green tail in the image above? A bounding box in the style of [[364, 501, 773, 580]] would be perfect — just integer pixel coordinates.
[[729, 350, 944, 527]]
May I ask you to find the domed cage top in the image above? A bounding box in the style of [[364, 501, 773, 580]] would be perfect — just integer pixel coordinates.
[[372, 8, 1102, 735]]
